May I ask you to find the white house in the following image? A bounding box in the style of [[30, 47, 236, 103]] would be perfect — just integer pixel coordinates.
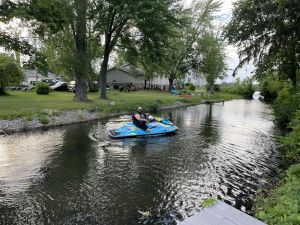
[[184, 71, 207, 87], [47, 71, 62, 82], [22, 70, 45, 86], [149, 76, 169, 89], [22, 70, 62, 86], [107, 64, 145, 89], [106, 64, 206, 89]]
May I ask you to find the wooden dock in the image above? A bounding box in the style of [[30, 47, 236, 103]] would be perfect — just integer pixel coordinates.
[[178, 201, 267, 225], [201, 100, 225, 104]]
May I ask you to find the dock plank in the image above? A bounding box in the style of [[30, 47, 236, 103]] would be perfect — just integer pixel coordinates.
[[178, 201, 267, 225]]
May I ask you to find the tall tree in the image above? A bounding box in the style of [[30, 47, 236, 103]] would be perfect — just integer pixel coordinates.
[[0, 0, 91, 101], [42, 24, 101, 81], [91, 0, 179, 99], [224, 0, 300, 88], [72, 0, 88, 101], [0, 1, 35, 55], [149, 0, 222, 90], [0, 53, 23, 94], [198, 33, 226, 93]]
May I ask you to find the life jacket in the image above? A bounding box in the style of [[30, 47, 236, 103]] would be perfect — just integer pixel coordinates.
[[132, 112, 146, 124]]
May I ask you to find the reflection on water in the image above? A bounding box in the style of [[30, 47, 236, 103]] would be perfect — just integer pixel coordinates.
[[0, 100, 282, 225]]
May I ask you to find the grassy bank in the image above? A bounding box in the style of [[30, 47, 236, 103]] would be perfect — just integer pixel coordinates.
[[0, 90, 241, 120], [255, 164, 300, 225], [255, 117, 300, 225], [254, 84, 300, 225]]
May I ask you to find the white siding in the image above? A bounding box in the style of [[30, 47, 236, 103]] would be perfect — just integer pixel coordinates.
[[107, 69, 144, 84], [150, 76, 169, 87], [185, 72, 207, 86]]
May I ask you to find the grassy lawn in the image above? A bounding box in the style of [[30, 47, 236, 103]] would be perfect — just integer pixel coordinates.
[[0, 90, 242, 119]]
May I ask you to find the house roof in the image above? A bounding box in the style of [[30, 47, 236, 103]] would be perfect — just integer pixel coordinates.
[[47, 71, 60, 79], [108, 63, 144, 76], [24, 70, 61, 79], [24, 70, 45, 78]]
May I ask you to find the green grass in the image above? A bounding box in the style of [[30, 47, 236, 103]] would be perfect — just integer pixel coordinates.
[[201, 197, 218, 208], [0, 90, 242, 119], [255, 164, 300, 225], [38, 114, 50, 124]]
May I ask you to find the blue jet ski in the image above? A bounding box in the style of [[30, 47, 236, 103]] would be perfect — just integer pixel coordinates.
[[108, 118, 178, 139]]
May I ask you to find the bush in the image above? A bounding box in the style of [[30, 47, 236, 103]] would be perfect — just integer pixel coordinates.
[[221, 77, 254, 98], [280, 110, 300, 164], [259, 77, 283, 101], [0, 54, 23, 94], [206, 84, 220, 93], [274, 87, 300, 129], [188, 83, 196, 92], [38, 115, 50, 124], [213, 84, 220, 92], [255, 164, 300, 225], [36, 82, 50, 95]]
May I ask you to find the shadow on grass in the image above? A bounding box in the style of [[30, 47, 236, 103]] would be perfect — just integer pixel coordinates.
[[0, 91, 11, 96]]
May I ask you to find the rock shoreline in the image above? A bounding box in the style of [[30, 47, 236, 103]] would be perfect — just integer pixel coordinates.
[[0, 101, 190, 135]]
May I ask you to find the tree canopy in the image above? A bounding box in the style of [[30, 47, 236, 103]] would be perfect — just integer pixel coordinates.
[[0, 53, 23, 94], [198, 32, 226, 92], [126, 0, 223, 90], [224, 0, 300, 88], [90, 0, 181, 98]]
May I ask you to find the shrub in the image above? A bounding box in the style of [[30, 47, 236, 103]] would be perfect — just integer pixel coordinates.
[[280, 110, 300, 164], [206, 84, 220, 93], [274, 88, 300, 129], [259, 77, 283, 101], [188, 83, 196, 91], [255, 164, 300, 225], [241, 78, 255, 98], [36, 82, 50, 95], [221, 77, 254, 98], [213, 84, 220, 92], [0, 54, 23, 94], [38, 115, 50, 124]]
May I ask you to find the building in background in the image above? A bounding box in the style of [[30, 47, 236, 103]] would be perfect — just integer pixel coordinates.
[[22, 70, 62, 87], [184, 71, 206, 87], [107, 64, 145, 89], [107, 64, 206, 90]]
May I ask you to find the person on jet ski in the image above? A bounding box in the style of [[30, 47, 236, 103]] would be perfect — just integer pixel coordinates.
[[132, 106, 150, 132]]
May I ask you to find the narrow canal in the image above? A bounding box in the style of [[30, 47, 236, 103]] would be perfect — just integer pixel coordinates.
[[0, 100, 282, 225]]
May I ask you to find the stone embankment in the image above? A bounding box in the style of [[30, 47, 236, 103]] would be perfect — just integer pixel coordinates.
[[0, 101, 191, 135]]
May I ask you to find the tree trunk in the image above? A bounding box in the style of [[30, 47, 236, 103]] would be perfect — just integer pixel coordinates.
[[99, 54, 109, 99], [74, 0, 88, 101], [144, 79, 147, 89], [209, 85, 214, 94], [289, 46, 297, 89], [74, 76, 87, 101], [98, 30, 114, 99], [168, 77, 174, 92]]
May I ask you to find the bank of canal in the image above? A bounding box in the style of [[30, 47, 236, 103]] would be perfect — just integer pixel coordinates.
[[0, 99, 282, 225]]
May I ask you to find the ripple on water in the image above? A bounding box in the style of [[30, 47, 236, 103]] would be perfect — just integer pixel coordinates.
[[0, 100, 282, 225]]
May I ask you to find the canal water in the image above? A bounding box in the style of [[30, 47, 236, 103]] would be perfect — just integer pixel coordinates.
[[0, 100, 282, 225]]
